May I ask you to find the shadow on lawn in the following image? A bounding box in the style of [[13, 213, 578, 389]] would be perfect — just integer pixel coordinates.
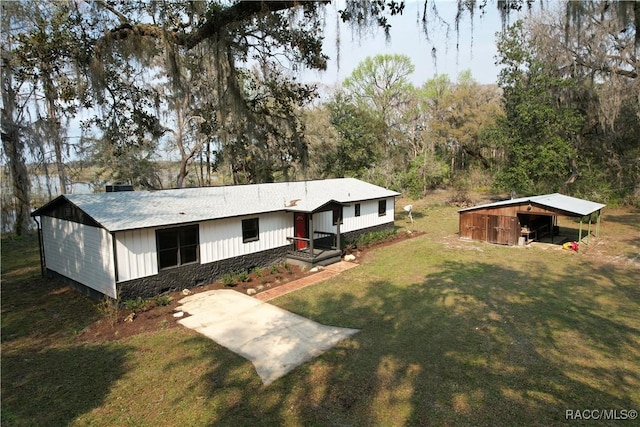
[[198, 260, 639, 426], [603, 210, 640, 229], [1, 344, 132, 426], [1, 235, 133, 426]]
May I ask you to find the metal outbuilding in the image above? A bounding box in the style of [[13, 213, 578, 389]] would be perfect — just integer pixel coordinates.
[[458, 193, 606, 246]]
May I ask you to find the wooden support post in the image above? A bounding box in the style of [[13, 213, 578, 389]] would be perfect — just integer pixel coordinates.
[[578, 217, 583, 243], [596, 210, 601, 238], [587, 215, 592, 244], [309, 214, 314, 257], [336, 214, 341, 250]]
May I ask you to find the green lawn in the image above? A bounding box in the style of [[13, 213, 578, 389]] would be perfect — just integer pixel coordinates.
[[2, 199, 639, 426]]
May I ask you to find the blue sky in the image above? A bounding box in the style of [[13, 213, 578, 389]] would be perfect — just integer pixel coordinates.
[[298, 0, 525, 89]]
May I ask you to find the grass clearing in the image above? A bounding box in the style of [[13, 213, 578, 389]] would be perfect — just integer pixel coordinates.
[[2, 197, 639, 426]]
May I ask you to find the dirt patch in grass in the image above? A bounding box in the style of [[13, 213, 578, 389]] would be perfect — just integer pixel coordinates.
[[76, 230, 425, 343]]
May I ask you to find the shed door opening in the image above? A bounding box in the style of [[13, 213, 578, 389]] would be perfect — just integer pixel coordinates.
[[487, 215, 518, 245]]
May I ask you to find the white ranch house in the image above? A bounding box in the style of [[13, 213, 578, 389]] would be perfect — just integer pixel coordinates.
[[32, 178, 399, 299]]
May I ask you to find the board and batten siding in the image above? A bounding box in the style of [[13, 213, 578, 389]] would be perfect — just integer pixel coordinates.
[[314, 197, 395, 233], [113, 198, 393, 282], [200, 212, 292, 263], [42, 216, 117, 298], [115, 228, 158, 282]]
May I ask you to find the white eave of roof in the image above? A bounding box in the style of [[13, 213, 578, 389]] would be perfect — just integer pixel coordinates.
[[59, 178, 399, 232], [458, 193, 606, 217]]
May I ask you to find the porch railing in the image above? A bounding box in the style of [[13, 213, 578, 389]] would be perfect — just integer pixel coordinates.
[[286, 236, 313, 259], [313, 230, 338, 250], [286, 230, 339, 259]]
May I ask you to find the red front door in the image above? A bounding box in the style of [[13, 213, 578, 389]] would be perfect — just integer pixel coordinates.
[[294, 213, 308, 250]]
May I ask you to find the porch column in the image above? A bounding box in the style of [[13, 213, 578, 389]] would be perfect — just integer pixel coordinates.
[[336, 211, 341, 250], [308, 213, 314, 255], [578, 217, 583, 243]]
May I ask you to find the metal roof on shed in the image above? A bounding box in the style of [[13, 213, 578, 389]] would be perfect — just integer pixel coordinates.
[[458, 193, 605, 217], [32, 178, 399, 232]]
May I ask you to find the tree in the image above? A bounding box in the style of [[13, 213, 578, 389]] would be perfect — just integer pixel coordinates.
[[6, 1, 86, 195], [1, 48, 31, 235], [439, 71, 502, 172], [216, 65, 316, 184], [338, 54, 417, 188], [494, 21, 584, 194], [525, 1, 639, 201], [2, 0, 85, 235], [81, 55, 167, 189], [322, 92, 384, 178], [303, 101, 339, 179], [82, 1, 329, 185], [343, 54, 415, 152], [158, 42, 219, 188]]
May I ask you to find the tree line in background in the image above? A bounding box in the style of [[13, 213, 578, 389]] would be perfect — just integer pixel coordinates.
[[2, 0, 638, 235]]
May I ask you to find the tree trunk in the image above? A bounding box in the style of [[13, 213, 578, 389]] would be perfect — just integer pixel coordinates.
[[1, 127, 31, 236], [43, 75, 67, 194], [53, 134, 67, 194], [1, 63, 31, 235], [176, 158, 189, 188], [564, 157, 579, 187]]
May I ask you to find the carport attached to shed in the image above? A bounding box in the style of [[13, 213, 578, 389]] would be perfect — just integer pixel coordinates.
[[458, 193, 606, 246]]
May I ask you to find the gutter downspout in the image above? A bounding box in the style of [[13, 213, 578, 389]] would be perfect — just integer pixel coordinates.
[[32, 216, 45, 277]]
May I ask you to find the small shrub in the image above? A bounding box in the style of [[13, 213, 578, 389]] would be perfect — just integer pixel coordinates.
[[221, 273, 236, 287], [236, 271, 250, 283], [155, 295, 173, 306], [283, 262, 293, 274], [97, 294, 120, 327], [353, 229, 398, 248], [270, 264, 280, 274], [123, 296, 148, 312], [253, 267, 264, 278]]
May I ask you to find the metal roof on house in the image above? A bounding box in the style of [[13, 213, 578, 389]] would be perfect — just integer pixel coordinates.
[[458, 193, 606, 217], [32, 178, 399, 232]]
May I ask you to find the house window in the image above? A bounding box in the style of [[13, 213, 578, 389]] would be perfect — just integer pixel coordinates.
[[378, 200, 387, 217], [333, 206, 344, 225], [355, 203, 361, 217], [157, 225, 199, 270], [242, 218, 259, 243]]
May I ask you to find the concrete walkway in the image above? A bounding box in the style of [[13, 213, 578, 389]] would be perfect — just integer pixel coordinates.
[[174, 261, 361, 386]]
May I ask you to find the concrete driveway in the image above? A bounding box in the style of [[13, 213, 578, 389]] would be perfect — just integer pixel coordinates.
[[175, 290, 359, 386]]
